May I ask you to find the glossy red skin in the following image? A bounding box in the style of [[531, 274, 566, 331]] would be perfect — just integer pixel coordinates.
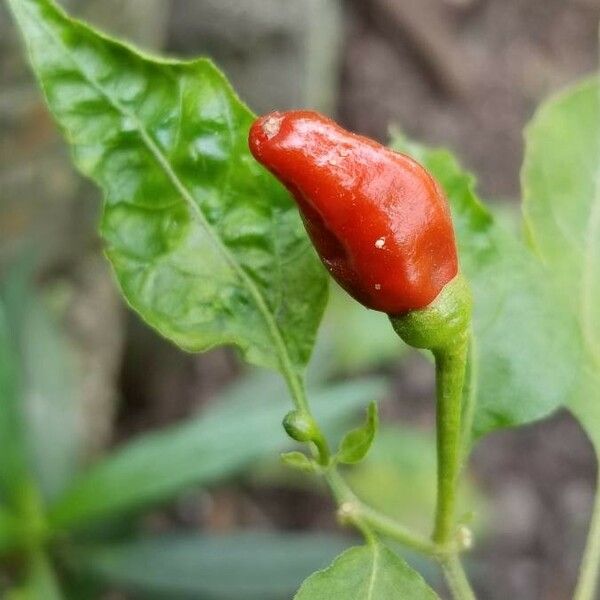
[[248, 110, 458, 315]]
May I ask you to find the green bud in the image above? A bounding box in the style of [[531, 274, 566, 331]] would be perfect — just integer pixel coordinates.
[[389, 273, 472, 351], [282, 410, 320, 443]]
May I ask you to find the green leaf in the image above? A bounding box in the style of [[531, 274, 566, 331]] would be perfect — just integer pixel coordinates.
[[74, 532, 350, 600], [0, 260, 83, 505], [294, 542, 439, 600], [522, 77, 600, 448], [7, 0, 327, 376], [0, 506, 21, 554], [337, 402, 378, 464], [49, 372, 387, 528], [390, 134, 580, 439], [281, 451, 316, 473], [7, 552, 64, 600], [0, 300, 28, 507], [19, 294, 83, 503], [345, 425, 488, 537]]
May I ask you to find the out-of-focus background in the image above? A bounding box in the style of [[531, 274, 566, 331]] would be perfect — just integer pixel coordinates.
[[1, 1, 600, 598]]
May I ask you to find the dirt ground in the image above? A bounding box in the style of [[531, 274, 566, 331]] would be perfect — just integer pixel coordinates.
[[115, 1, 600, 599]]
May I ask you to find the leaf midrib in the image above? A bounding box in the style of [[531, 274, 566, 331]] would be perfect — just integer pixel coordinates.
[[365, 544, 379, 600], [581, 167, 600, 368], [20, 0, 303, 389]]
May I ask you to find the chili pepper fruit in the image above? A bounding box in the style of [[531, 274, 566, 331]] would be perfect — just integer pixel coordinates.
[[248, 110, 459, 316]]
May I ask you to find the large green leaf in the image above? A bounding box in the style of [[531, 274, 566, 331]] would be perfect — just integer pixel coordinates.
[[74, 532, 350, 599], [294, 542, 439, 600], [522, 78, 600, 448], [49, 372, 387, 528], [7, 0, 327, 377], [390, 136, 580, 439]]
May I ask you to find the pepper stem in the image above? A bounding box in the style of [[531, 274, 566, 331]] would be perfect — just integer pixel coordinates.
[[432, 336, 470, 545], [389, 273, 475, 599]]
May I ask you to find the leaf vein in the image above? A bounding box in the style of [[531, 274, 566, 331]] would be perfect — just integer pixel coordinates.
[[23, 0, 304, 390]]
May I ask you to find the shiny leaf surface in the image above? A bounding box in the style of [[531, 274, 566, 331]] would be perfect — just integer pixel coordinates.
[[8, 0, 327, 377]]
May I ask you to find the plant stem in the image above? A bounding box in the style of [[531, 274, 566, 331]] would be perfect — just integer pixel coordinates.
[[440, 555, 476, 600], [282, 374, 331, 465], [459, 331, 477, 466], [324, 468, 437, 555], [358, 501, 438, 555], [574, 469, 600, 600], [312, 432, 331, 466], [432, 337, 469, 545]]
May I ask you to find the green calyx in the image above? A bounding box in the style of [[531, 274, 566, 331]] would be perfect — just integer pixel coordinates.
[[389, 273, 472, 351]]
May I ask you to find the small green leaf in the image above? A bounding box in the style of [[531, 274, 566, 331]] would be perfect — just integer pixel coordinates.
[[337, 402, 378, 464], [73, 532, 350, 600], [391, 134, 580, 440], [522, 77, 600, 449], [49, 372, 387, 527], [281, 451, 316, 473], [294, 542, 439, 600], [8, 0, 328, 377]]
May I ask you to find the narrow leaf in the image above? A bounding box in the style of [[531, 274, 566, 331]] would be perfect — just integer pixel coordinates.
[[0, 301, 28, 506], [20, 295, 82, 503], [294, 542, 439, 600], [0, 506, 21, 554], [0, 260, 83, 505], [49, 373, 387, 527], [7, 0, 328, 376], [74, 532, 350, 599], [7, 552, 64, 600]]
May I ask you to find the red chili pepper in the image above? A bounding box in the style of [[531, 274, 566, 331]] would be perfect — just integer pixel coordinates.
[[248, 110, 458, 315]]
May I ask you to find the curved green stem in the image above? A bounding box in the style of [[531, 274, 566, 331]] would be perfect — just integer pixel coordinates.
[[281, 373, 330, 465], [573, 469, 600, 600], [440, 555, 476, 600], [279, 303, 477, 598], [324, 469, 437, 555], [312, 432, 331, 466], [432, 337, 470, 545], [459, 331, 477, 466]]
